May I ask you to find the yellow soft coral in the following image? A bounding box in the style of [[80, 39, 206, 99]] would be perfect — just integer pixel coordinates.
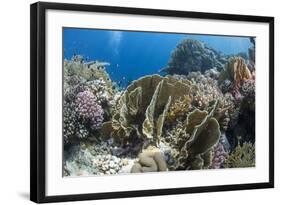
[[166, 95, 192, 123]]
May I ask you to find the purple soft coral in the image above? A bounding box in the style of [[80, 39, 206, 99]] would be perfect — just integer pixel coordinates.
[[75, 90, 104, 130]]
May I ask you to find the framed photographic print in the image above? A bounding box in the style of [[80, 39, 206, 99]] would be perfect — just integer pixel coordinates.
[[30, 2, 274, 203]]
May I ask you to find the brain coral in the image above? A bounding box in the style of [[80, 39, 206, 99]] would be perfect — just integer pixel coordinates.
[[131, 147, 167, 173], [161, 39, 227, 75], [75, 90, 104, 130]]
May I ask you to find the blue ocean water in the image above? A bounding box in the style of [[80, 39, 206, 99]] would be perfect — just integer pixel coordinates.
[[63, 28, 252, 85]]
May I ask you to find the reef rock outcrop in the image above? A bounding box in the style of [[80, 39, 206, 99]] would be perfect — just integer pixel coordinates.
[[161, 39, 227, 75]]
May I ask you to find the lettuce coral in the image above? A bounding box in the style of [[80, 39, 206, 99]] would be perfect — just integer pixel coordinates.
[[102, 75, 196, 146], [165, 102, 221, 170]]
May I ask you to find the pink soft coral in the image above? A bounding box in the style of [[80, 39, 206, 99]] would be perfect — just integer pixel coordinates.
[[75, 90, 104, 130]]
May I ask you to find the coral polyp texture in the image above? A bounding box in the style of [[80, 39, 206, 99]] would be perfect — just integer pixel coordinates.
[[63, 28, 256, 177], [75, 90, 104, 130]]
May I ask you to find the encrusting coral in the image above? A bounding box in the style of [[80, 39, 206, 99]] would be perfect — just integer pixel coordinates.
[[224, 142, 255, 168], [161, 39, 227, 75], [131, 146, 167, 173]]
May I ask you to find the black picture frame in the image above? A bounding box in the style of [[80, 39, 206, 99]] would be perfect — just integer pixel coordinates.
[[30, 1, 274, 203]]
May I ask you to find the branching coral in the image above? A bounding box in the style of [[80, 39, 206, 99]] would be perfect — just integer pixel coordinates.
[[75, 90, 104, 130], [131, 146, 167, 173], [161, 39, 227, 75], [224, 142, 255, 168], [64, 58, 110, 82], [63, 101, 79, 143]]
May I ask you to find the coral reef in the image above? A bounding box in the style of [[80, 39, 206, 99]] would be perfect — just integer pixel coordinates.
[[161, 39, 227, 75], [224, 142, 255, 168], [131, 146, 167, 173], [63, 36, 256, 177]]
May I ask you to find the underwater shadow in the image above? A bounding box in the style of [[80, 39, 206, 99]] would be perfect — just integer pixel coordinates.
[[17, 192, 29, 200]]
